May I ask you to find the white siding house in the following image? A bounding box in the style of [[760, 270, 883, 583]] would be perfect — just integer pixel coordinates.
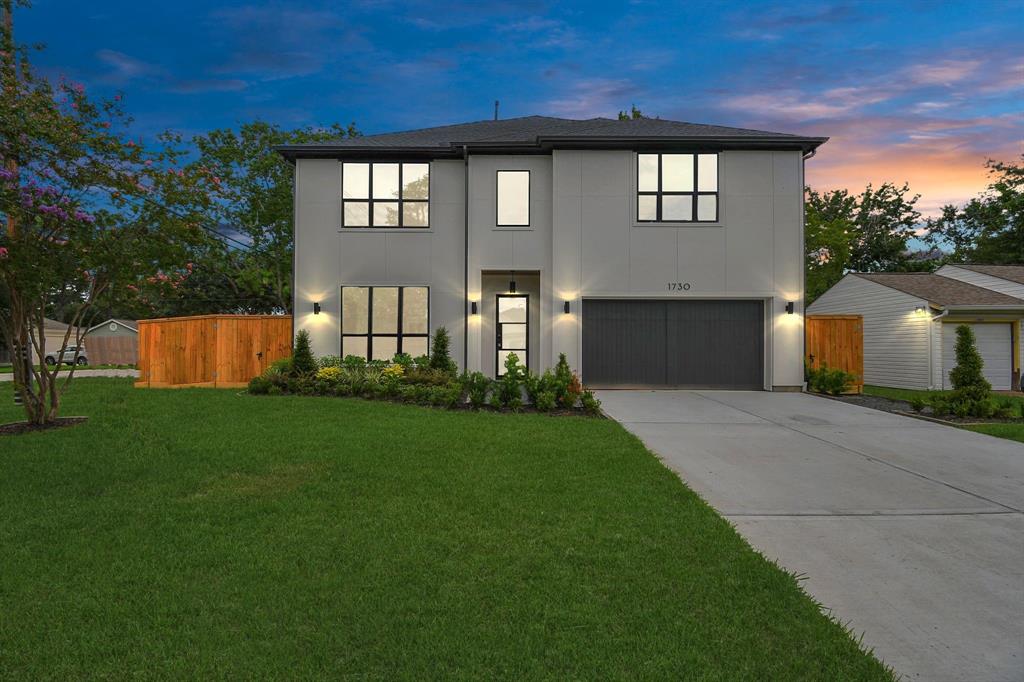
[[808, 270, 1024, 391]]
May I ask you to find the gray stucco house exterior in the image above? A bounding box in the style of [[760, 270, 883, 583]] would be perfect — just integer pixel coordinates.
[[278, 116, 826, 390]]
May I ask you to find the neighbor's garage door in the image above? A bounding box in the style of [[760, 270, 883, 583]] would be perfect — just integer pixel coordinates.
[[582, 299, 764, 389], [942, 323, 1012, 390]]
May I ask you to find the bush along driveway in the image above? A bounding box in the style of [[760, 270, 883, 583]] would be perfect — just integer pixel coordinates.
[[0, 379, 891, 679], [858, 385, 1024, 443]]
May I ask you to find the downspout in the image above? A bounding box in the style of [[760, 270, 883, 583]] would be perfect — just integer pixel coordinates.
[[927, 308, 949, 389], [800, 148, 815, 390], [462, 145, 469, 371]]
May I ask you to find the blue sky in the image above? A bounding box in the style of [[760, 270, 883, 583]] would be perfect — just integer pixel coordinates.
[[19, 0, 1024, 215]]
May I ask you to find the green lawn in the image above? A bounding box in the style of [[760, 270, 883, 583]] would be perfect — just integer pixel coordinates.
[[864, 385, 1024, 443], [0, 379, 890, 679], [0, 363, 136, 373]]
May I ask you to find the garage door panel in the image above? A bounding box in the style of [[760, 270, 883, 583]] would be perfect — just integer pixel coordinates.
[[942, 323, 1012, 390], [583, 299, 764, 389], [583, 300, 667, 386]]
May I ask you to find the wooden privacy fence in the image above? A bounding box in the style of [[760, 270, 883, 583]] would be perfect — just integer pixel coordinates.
[[86, 336, 138, 365], [136, 315, 292, 388], [806, 314, 864, 393]]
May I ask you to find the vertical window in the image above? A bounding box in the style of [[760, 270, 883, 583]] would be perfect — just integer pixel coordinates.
[[636, 153, 718, 223], [496, 170, 530, 227], [342, 162, 429, 228], [340, 286, 429, 360]]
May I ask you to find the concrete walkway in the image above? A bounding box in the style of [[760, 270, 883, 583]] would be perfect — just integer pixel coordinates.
[[598, 390, 1024, 682], [0, 368, 138, 382]]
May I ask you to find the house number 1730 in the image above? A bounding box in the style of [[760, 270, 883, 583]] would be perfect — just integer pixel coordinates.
[[667, 282, 691, 291]]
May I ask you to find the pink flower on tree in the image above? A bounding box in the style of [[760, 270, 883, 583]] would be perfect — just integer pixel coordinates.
[[0, 247, 8, 258]]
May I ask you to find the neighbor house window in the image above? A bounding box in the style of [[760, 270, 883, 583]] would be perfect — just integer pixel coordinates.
[[341, 286, 429, 360], [342, 162, 429, 228], [636, 153, 718, 222], [496, 170, 530, 227]]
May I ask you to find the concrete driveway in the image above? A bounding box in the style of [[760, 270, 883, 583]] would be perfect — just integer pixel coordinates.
[[598, 390, 1024, 682]]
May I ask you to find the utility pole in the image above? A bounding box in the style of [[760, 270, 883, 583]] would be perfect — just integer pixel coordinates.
[[494, 100, 499, 121]]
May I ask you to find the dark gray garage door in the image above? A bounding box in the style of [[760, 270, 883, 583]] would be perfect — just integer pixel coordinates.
[[582, 299, 764, 389]]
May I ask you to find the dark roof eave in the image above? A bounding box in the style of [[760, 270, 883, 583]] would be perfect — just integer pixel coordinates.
[[275, 135, 829, 161]]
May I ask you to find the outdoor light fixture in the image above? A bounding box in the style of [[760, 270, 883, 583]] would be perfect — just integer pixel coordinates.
[[563, 300, 571, 314], [785, 301, 795, 314], [471, 301, 478, 315], [508, 280, 517, 293], [915, 305, 927, 314], [313, 301, 321, 315]]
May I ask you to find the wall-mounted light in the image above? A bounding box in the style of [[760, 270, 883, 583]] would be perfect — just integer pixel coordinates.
[[563, 300, 571, 314], [313, 301, 321, 315], [508, 280, 517, 293], [914, 305, 927, 315], [470, 301, 478, 315], [785, 301, 795, 314]]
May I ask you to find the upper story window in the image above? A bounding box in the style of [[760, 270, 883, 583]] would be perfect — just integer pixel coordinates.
[[636, 153, 718, 223], [342, 162, 429, 228], [496, 170, 530, 227]]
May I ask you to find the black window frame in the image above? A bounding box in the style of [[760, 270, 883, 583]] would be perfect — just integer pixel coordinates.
[[340, 285, 430, 361], [495, 293, 529, 378], [341, 162, 430, 229], [495, 169, 531, 227], [636, 152, 719, 223]]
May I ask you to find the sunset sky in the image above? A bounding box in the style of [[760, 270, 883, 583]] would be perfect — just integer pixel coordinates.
[[19, 0, 1024, 217]]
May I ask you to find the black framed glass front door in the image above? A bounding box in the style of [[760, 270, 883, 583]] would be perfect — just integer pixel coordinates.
[[496, 294, 528, 376]]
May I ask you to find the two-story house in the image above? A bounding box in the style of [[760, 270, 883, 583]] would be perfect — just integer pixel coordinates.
[[278, 116, 827, 390]]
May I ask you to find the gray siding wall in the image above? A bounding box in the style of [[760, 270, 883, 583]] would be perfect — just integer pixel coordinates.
[[293, 158, 466, 361], [807, 274, 932, 389], [936, 265, 1024, 300], [551, 150, 805, 388]]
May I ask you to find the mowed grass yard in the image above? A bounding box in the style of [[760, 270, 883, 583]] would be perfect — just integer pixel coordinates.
[[864, 385, 1024, 443], [0, 379, 891, 680]]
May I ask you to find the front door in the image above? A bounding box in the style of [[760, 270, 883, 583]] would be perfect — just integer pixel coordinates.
[[496, 294, 528, 376]]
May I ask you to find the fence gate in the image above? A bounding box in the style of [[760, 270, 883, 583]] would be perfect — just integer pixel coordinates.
[[806, 314, 864, 393], [136, 315, 292, 388]]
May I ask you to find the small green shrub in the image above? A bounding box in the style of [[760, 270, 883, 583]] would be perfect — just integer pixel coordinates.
[[463, 372, 491, 409], [248, 376, 272, 395], [429, 326, 457, 374], [497, 353, 525, 408], [928, 395, 950, 416], [807, 365, 857, 395], [412, 354, 431, 368], [949, 325, 991, 403], [405, 367, 453, 386], [952, 401, 971, 419], [909, 396, 926, 413], [318, 355, 342, 369], [535, 391, 556, 412], [488, 391, 504, 410], [580, 389, 602, 415], [392, 352, 414, 370], [994, 403, 1014, 420], [342, 355, 367, 370], [266, 356, 293, 377], [292, 330, 318, 376], [266, 384, 282, 396]]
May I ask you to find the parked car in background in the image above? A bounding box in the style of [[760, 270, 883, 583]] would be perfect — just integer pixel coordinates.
[[43, 346, 88, 366]]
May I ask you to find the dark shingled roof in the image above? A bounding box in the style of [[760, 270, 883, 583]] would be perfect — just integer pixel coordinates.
[[277, 115, 827, 159], [950, 264, 1024, 285], [854, 273, 1024, 306]]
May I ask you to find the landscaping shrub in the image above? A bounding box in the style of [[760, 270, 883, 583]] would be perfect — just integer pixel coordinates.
[[496, 353, 525, 409], [342, 355, 367, 370], [928, 395, 951, 417], [392, 353, 414, 370], [807, 365, 857, 395], [318, 355, 342, 369], [535, 390, 557, 412], [412, 354, 431, 369], [463, 371, 492, 409], [292, 329, 317, 376], [405, 367, 453, 386], [266, 356, 292, 377], [580, 389, 602, 415], [248, 375, 272, 395], [429, 326, 457, 374], [949, 324, 992, 406], [909, 396, 926, 413]]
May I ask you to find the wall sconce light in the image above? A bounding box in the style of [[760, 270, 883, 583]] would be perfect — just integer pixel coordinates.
[[563, 300, 571, 314], [508, 280, 517, 293], [914, 305, 927, 315], [470, 301, 478, 315], [785, 301, 795, 314], [313, 301, 321, 315]]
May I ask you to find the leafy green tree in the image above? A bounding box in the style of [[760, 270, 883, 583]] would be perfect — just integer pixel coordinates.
[[949, 324, 990, 404], [847, 182, 921, 272], [618, 105, 645, 120], [805, 188, 855, 303], [291, 329, 317, 376], [429, 326, 456, 374], [926, 156, 1024, 264], [0, 0, 209, 424]]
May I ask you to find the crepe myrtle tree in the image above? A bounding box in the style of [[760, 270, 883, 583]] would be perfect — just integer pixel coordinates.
[[0, 0, 212, 424]]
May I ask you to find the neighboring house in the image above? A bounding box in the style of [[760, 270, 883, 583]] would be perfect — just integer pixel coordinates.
[[85, 318, 139, 365], [86, 318, 138, 339], [30, 318, 84, 364], [278, 115, 827, 389], [807, 269, 1024, 391]]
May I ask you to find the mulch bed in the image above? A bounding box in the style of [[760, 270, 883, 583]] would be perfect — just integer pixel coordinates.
[[0, 416, 88, 436], [824, 393, 1022, 425]]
